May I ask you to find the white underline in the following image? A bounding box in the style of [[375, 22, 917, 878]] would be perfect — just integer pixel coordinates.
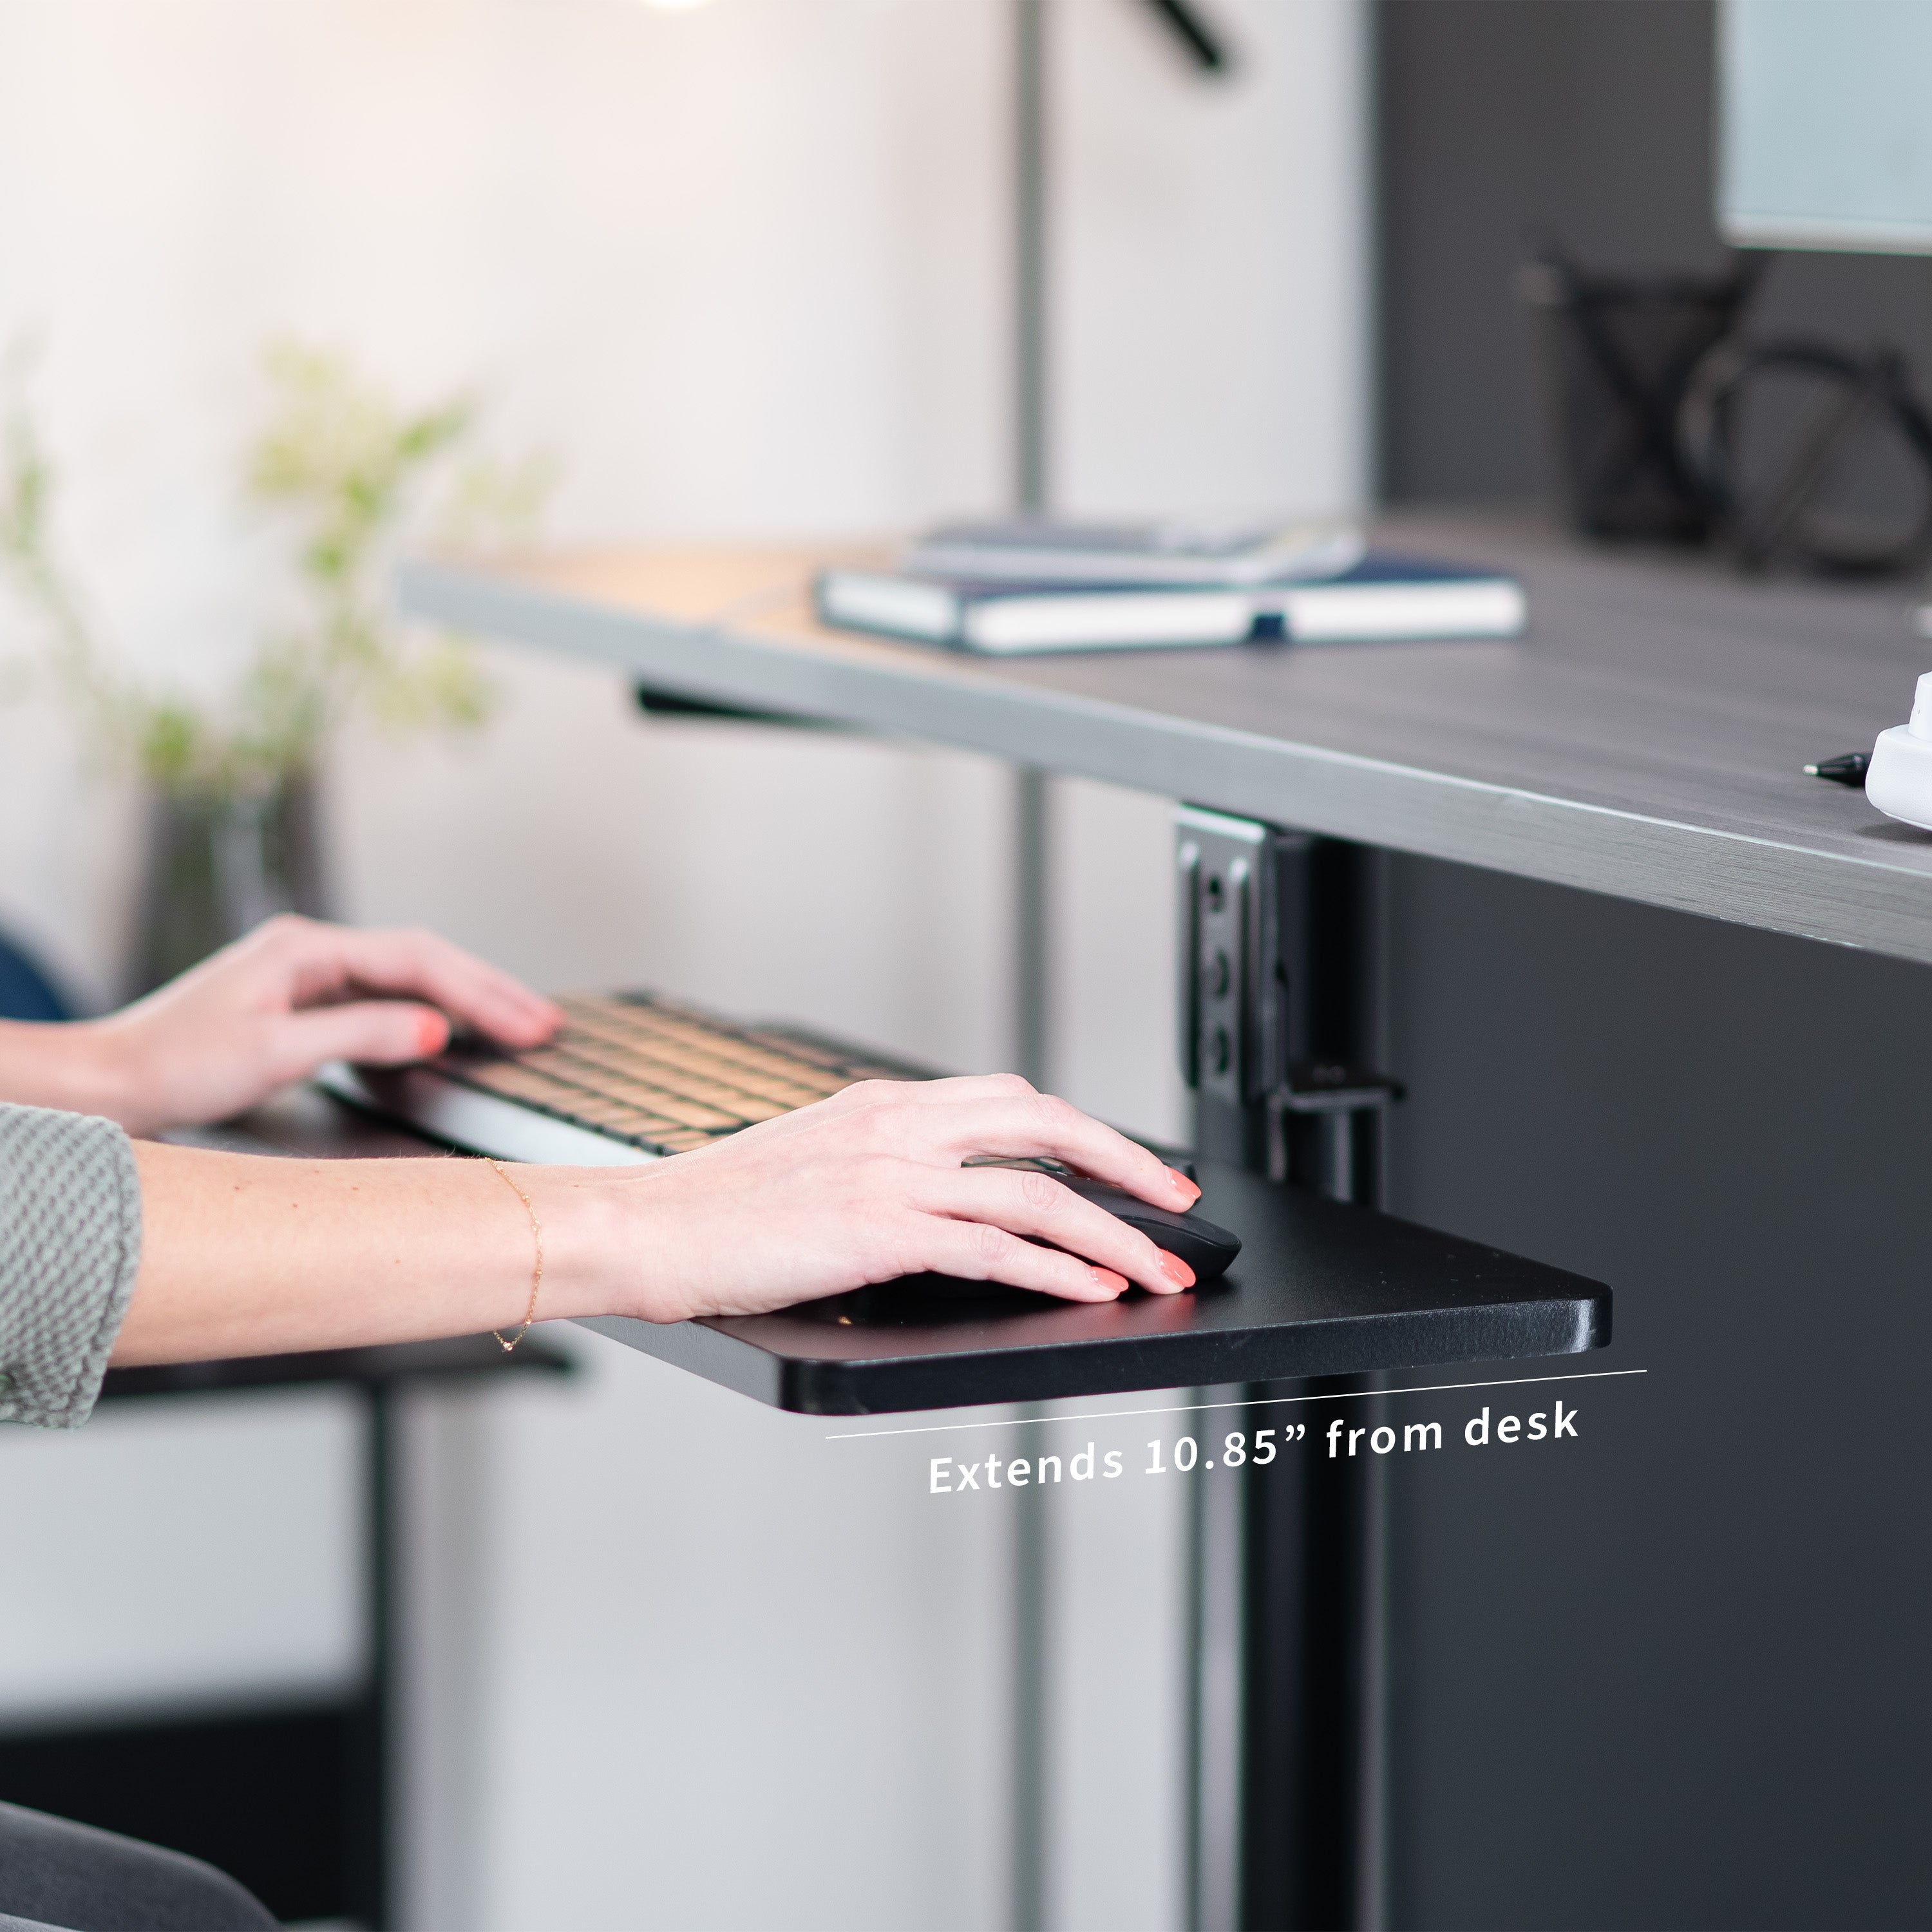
[[822, 1366, 1647, 1441]]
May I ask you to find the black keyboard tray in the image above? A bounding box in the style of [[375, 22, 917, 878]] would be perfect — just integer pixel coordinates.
[[580, 1159, 1610, 1416]]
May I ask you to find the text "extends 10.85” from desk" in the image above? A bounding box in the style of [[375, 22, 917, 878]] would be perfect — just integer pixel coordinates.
[[926, 1403, 1582, 1497]]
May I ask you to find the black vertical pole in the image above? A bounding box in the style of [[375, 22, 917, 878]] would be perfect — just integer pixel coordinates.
[[1182, 829, 1392, 1931], [1240, 841, 1389, 1932], [346, 1385, 397, 1930]]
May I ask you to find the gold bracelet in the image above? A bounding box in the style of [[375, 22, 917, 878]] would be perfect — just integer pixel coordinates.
[[484, 1157, 544, 1352]]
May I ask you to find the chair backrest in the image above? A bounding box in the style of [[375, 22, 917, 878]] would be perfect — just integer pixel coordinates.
[[0, 929, 72, 1021]]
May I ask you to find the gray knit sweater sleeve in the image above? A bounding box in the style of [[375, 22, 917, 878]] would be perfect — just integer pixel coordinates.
[[0, 1104, 144, 1430]]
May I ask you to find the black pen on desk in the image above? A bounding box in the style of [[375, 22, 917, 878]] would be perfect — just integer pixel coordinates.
[[1805, 752, 1870, 786]]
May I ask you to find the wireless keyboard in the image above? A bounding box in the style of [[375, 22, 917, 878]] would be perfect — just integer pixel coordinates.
[[315, 991, 922, 1166]]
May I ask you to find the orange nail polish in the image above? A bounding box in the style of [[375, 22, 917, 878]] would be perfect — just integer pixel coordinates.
[[1168, 1167, 1202, 1204], [1089, 1266, 1128, 1296], [416, 1011, 449, 1056], [1158, 1251, 1196, 1289]]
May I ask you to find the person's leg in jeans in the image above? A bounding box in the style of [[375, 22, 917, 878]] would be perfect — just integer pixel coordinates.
[[0, 1801, 276, 1931]]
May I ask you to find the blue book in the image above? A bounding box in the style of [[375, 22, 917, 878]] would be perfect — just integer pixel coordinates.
[[814, 551, 1527, 655]]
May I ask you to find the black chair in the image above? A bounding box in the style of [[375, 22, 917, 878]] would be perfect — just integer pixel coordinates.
[[0, 928, 72, 1022]]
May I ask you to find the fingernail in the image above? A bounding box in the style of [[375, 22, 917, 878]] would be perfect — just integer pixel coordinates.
[[1167, 1166, 1202, 1204], [416, 1011, 450, 1056], [1089, 1266, 1128, 1297], [1159, 1251, 1196, 1289]]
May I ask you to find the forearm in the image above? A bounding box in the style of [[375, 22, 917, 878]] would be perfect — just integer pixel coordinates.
[[102, 1074, 1202, 1372], [112, 1142, 626, 1365]]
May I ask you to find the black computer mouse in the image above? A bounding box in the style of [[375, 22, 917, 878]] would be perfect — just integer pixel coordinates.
[[1053, 1175, 1242, 1283]]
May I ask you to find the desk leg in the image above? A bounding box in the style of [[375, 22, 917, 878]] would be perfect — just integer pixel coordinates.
[[1013, 0, 1052, 1884], [1011, 765, 1052, 1932], [1236, 1376, 1389, 1931], [1012, 1399, 1051, 1932], [1191, 1379, 1392, 1932], [1188, 1412, 1245, 1932], [1183, 830, 1391, 1932], [346, 1384, 398, 1931]]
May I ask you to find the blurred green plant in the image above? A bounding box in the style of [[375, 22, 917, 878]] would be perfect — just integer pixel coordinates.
[[0, 341, 554, 799]]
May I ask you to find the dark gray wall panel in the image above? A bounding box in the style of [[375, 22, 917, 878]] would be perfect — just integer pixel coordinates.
[[1378, 0, 1932, 505], [1382, 853, 1932, 1927]]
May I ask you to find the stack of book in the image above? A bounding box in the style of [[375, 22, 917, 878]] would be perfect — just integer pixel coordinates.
[[813, 518, 1526, 656]]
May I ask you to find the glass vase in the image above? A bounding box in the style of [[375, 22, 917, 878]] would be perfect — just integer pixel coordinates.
[[131, 774, 328, 993]]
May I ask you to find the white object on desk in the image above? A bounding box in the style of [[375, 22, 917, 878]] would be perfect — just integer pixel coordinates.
[[1863, 672, 1932, 828]]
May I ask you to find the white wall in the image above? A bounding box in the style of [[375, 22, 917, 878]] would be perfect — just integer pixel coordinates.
[[0, 2, 1367, 1926], [1056, 0, 1368, 518]]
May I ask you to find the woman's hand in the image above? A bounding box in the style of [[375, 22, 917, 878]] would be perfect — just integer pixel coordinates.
[[115, 1072, 1207, 1367], [53, 916, 560, 1135], [568, 1072, 1207, 1320]]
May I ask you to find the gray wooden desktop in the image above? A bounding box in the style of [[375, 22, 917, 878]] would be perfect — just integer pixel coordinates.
[[402, 509, 1932, 968], [402, 515, 1932, 1929]]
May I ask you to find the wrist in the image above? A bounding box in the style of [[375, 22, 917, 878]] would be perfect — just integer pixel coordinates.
[[67, 1017, 162, 1132], [519, 1168, 679, 1328], [0, 1016, 146, 1128]]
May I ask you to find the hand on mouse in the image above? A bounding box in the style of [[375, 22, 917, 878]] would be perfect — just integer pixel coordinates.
[[553, 1072, 1206, 1322], [13, 914, 560, 1136], [113, 1072, 1204, 1367]]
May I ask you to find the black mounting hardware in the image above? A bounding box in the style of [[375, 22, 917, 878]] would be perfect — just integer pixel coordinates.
[[1175, 806, 1401, 1186], [1136, 0, 1233, 72], [633, 681, 840, 729]]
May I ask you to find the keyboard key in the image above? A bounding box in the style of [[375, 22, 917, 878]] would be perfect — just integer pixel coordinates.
[[418, 992, 929, 1162], [723, 1097, 791, 1123]]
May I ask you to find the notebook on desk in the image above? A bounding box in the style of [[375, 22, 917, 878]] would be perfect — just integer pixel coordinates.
[[315, 990, 925, 1167], [813, 551, 1527, 653]]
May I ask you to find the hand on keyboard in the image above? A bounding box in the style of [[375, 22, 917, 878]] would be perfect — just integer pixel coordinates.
[[72, 916, 561, 1136], [557, 1072, 1206, 1319]]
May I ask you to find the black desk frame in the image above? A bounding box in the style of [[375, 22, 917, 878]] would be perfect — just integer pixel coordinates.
[[1180, 818, 1394, 1932], [607, 703, 1517, 1931]]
